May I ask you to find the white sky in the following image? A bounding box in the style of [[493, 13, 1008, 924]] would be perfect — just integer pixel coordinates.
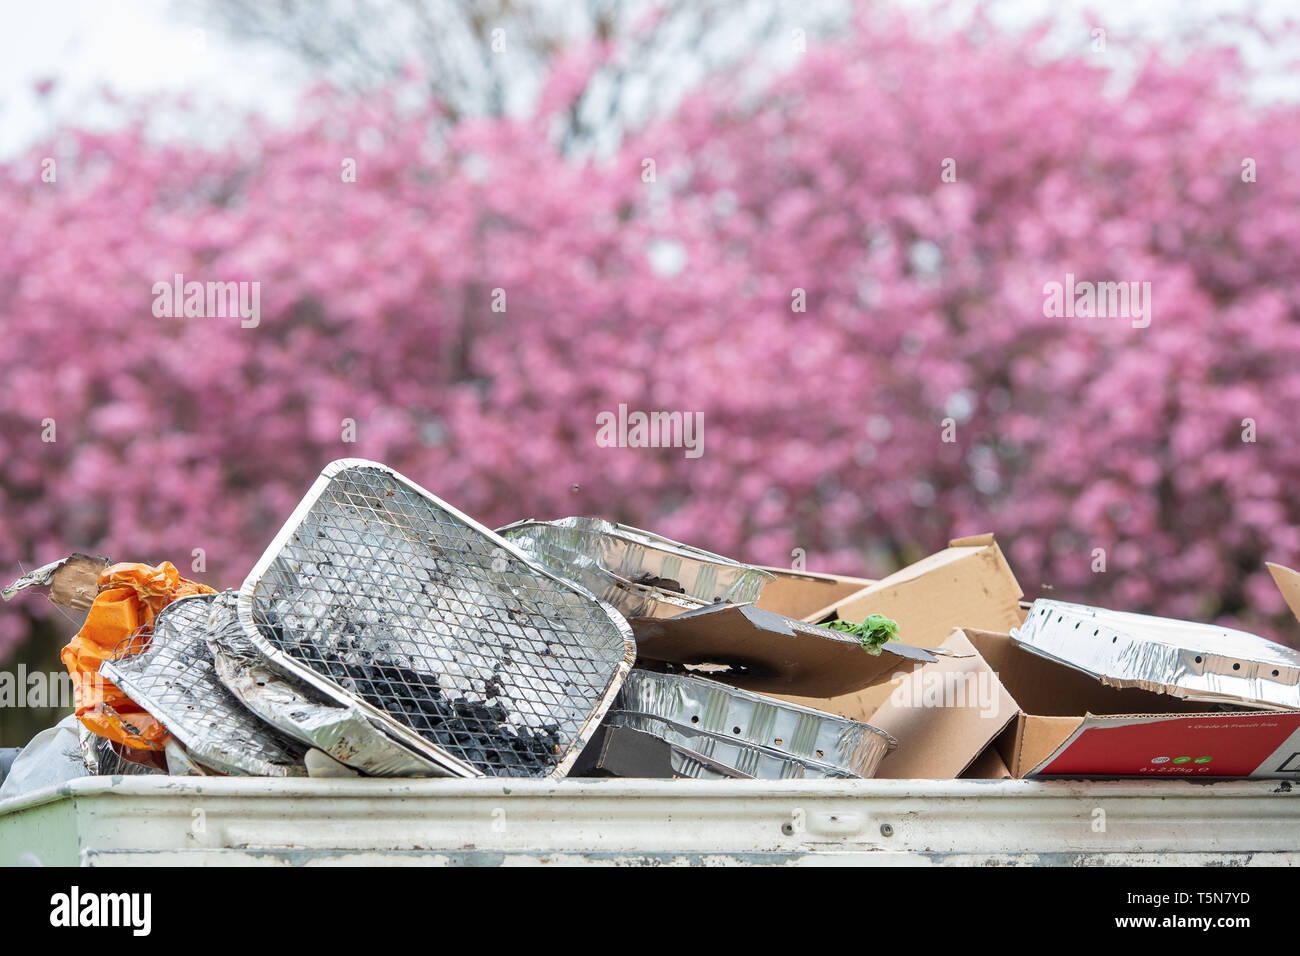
[[0, 0, 1296, 159], [0, 0, 305, 157]]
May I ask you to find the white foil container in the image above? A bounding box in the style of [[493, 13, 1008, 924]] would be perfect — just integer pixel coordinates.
[[497, 517, 775, 620], [601, 711, 857, 779], [615, 669, 896, 777], [1012, 599, 1300, 710]]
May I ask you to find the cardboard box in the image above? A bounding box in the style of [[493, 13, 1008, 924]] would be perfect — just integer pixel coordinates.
[[763, 533, 1028, 771], [629, 602, 937, 698], [801, 535, 1027, 646], [964, 628, 1300, 780], [752, 567, 875, 621], [780, 627, 1021, 779]]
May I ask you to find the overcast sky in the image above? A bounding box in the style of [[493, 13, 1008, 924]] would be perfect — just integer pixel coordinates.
[[1, 0, 1296, 159]]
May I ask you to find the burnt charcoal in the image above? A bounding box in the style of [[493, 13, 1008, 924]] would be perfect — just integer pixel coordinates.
[[630, 572, 686, 593], [255, 596, 571, 775], [292, 643, 562, 774]]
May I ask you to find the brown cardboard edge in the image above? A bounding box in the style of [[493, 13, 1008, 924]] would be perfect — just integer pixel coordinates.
[[630, 602, 937, 698], [805, 534, 1024, 626], [1266, 562, 1300, 629]]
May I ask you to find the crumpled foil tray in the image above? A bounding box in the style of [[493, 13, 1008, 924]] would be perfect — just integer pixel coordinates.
[[1012, 599, 1300, 711], [615, 669, 896, 777], [80, 727, 164, 777], [497, 517, 774, 620], [238, 459, 637, 778], [601, 711, 856, 779], [204, 591, 446, 776], [101, 595, 308, 776]]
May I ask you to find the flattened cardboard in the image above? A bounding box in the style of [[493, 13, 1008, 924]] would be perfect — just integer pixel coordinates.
[[788, 628, 1019, 779], [754, 567, 875, 621], [629, 602, 935, 698], [805, 535, 1025, 645], [1266, 562, 1300, 627]]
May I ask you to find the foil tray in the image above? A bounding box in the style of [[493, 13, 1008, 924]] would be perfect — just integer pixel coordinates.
[[601, 711, 857, 779], [497, 517, 774, 620], [80, 727, 164, 777], [1012, 599, 1300, 711], [100, 595, 308, 777], [204, 591, 447, 776], [615, 669, 896, 777], [238, 459, 637, 779]]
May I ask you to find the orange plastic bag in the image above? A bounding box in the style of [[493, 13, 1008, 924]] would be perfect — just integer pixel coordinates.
[[60, 561, 215, 750]]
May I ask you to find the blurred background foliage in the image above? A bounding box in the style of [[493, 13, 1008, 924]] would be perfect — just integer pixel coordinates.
[[4, 0, 1300, 743]]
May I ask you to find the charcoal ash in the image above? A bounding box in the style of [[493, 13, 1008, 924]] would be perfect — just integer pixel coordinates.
[[630, 572, 686, 594], [257, 608, 564, 775]]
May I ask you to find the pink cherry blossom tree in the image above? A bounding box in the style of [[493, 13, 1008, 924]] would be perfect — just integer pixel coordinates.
[[3, 8, 1300, 668]]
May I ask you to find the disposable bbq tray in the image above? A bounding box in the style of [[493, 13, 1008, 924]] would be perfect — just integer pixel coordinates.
[[1012, 599, 1300, 711], [616, 669, 896, 777], [237, 459, 637, 779], [101, 595, 308, 777], [497, 517, 774, 619]]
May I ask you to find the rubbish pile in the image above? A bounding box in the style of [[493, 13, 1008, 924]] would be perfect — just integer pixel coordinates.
[[5, 456, 1300, 794]]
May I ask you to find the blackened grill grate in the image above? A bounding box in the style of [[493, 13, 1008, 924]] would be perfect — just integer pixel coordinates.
[[237, 459, 636, 778]]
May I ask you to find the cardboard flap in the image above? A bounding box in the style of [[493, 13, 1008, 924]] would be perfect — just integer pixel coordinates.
[[754, 567, 876, 621], [863, 628, 1019, 779], [948, 533, 996, 547], [1011, 714, 1083, 778], [963, 628, 1204, 717], [1266, 562, 1300, 627], [818, 539, 1025, 648], [961, 744, 1013, 780], [865, 542, 993, 589], [630, 602, 936, 698]]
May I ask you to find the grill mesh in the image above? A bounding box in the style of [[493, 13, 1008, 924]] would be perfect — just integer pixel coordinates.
[[240, 460, 635, 777], [102, 595, 308, 776], [205, 590, 447, 776]]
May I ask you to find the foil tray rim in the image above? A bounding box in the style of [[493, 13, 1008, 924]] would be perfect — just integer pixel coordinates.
[[498, 516, 778, 581]]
